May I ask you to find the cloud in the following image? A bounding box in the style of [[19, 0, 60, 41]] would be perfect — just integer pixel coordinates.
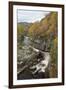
[[17, 9, 50, 23]]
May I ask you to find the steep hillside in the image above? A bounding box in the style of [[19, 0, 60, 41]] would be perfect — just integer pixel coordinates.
[[28, 12, 58, 77], [28, 12, 57, 40]]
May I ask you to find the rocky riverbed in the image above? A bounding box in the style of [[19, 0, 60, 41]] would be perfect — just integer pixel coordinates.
[[17, 36, 51, 80]]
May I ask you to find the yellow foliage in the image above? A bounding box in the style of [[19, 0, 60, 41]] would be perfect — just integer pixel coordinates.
[[28, 12, 58, 40], [28, 22, 40, 37]]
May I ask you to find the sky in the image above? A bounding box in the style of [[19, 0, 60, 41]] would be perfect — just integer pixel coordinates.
[[17, 9, 50, 23]]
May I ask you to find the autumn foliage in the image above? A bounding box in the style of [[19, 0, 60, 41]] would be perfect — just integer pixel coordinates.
[[17, 12, 58, 78], [28, 12, 58, 77]]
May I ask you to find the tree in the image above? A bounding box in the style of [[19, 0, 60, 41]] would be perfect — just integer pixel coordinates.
[[17, 23, 25, 46], [49, 37, 58, 78]]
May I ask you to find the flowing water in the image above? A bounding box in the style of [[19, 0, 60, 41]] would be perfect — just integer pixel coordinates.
[[17, 36, 51, 79]]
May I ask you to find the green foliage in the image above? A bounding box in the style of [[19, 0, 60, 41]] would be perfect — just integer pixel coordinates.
[[50, 37, 58, 63], [17, 23, 24, 35], [49, 37, 58, 77], [17, 23, 25, 46]]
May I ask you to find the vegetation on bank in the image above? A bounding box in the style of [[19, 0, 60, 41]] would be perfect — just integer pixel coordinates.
[[17, 12, 58, 78]]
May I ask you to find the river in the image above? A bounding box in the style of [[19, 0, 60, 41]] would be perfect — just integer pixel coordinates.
[[17, 36, 51, 80]]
